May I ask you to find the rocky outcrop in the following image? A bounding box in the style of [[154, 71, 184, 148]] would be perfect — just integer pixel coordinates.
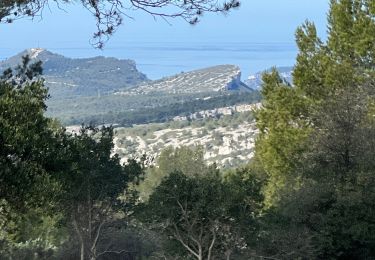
[[116, 65, 250, 96]]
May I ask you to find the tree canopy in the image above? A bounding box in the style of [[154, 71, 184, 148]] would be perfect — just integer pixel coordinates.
[[55, 126, 143, 260], [0, 56, 60, 212], [255, 0, 375, 207], [253, 0, 375, 258]]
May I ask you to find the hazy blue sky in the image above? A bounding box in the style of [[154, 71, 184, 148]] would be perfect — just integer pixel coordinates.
[[1, 1, 329, 49], [0, 1, 330, 78]]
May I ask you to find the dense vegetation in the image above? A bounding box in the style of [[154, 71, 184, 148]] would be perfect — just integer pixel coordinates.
[[1, 1, 375, 259], [91, 91, 259, 126], [53, 91, 260, 126], [253, 0, 375, 257], [1, 51, 258, 126]]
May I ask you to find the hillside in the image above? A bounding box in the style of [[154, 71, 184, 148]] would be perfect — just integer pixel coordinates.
[[65, 104, 260, 168], [113, 107, 258, 168], [0, 48, 148, 98], [1, 49, 260, 126], [116, 65, 252, 96], [50, 90, 261, 126]]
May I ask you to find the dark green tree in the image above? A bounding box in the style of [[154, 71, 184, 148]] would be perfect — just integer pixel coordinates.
[[139, 165, 263, 260], [138, 146, 210, 201], [254, 0, 375, 258], [255, 0, 375, 206], [254, 68, 310, 207], [139, 171, 232, 260], [0, 56, 60, 212], [56, 126, 143, 260], [0, 56, 70, 258]]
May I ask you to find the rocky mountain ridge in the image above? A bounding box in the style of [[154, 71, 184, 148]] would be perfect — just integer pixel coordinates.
[[116, 65, 251, 96], [0, 48, 148, 98], [1, 49, 259, 126]]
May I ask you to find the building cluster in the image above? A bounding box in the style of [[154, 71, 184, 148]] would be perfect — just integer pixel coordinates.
[[173, 103, 261, 122]]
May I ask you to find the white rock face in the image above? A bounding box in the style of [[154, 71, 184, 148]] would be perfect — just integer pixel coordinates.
[[115, 65, 242, 96], [28, 48, 45, 59], [245, 66, 294, 90], [113, 109, 259, 168]]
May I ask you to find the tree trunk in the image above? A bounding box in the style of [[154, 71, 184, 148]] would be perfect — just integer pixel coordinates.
[[206, 230, 216, 260], [73, 216, 86, 260], [225, 250, 232, 260], [80, 242, 85, 260]]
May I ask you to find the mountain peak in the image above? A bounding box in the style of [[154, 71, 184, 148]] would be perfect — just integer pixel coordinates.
[[27, 48, 46, 59], [0, 49, 148, 98]]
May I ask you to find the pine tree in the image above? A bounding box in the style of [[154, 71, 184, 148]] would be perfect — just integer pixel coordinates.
[[255, 0, 375, 206], [255, 1, 375, 257]]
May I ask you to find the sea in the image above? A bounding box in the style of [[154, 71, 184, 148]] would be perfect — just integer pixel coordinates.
[[0, 41, 298, 80]]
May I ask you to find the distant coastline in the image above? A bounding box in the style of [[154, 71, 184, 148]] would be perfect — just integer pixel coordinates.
[[0, 41, 297, 80]]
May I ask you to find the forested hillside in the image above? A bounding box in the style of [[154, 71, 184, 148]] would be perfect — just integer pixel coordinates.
[[0, 49, 148, 97], [1, 50, 258, 126], [44, 64, 257, 125]]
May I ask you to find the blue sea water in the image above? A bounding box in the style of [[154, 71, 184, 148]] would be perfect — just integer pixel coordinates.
[[0, 41, 298, 80]]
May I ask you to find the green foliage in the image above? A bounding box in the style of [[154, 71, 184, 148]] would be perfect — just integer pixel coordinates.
[[0, 207, 66, 260], [51, 91, 260, 126], [254, 69, 310, 206], [0, 57, 148, 258], [0, 56, 69, 258], [138, 146, 210, 201], [139, 168, 262, 260], [256, 0, 375, 206], [253, 0, 375, 258], [57, 126, 128, 208], [53, 126, 144, 260], [0, 50, 148, 98], [0, 55, 61, 211], [4, 1, 375, 259]]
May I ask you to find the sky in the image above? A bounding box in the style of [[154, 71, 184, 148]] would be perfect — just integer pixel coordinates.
[[0, 0, 330, 78]]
